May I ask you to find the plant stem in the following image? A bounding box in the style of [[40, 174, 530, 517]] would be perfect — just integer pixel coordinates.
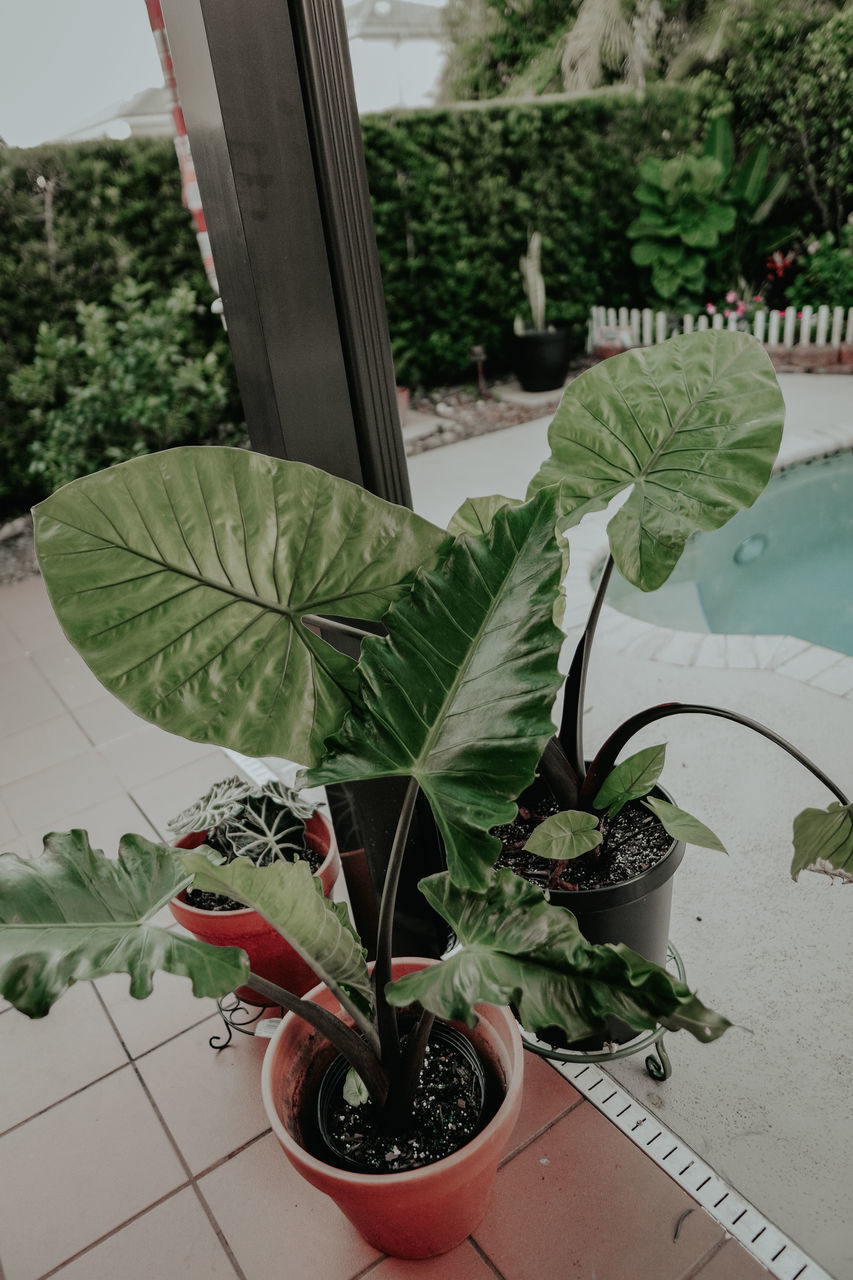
[[581, 702, 850, 809], [302, 614, 376, 641], [558, 555, 615, 780], [384, 1007, 436, 1132], [247, 973, 389, 1106], [372, 776, 420, 1068]]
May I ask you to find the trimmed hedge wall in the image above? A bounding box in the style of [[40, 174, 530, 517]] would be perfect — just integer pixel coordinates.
[[361, 83, 722, 387], [0, 77, 826, 516]]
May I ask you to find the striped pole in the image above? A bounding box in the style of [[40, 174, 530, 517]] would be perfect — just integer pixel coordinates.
[[144, 0, 218, 294]]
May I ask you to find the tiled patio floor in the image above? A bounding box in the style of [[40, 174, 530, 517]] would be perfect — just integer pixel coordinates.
[[0, 569, 773, 1280], [4, 370, 852, 1279]]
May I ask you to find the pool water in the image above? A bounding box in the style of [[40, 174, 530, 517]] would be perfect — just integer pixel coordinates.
[[605, 450, 853, 658]]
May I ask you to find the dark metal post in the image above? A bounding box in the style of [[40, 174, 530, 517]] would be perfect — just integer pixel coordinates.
[[159, 0, 411, 505], [159, 0, 446, 957]]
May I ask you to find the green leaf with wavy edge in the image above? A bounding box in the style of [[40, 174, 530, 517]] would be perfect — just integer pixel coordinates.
[[643, 797, 727, 853], [523, 810, 602, 861], [447, 494, 521, 537], [387, 870, 730, 1045], [34, 447, 447, 767], [527, 331, 785, 591], [594, 744, 666, 817], [791, 804, 853, 884], [178, 851, 374, 1022], [306, 489, 568, 891], [0, 831, 248, 1018]]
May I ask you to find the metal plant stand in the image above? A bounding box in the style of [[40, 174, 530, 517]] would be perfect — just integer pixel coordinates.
[[210, 942, 686, 1078], [519, 942, 685, 1081], [209, 993, 283, 1050]]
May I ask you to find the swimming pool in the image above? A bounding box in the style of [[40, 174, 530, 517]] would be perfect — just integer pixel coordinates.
[[605, 450, 853, 658]]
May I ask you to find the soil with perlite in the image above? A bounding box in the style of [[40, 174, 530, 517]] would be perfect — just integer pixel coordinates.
[[493, 793, 672, 892], [317, 1028, 496, 1174]]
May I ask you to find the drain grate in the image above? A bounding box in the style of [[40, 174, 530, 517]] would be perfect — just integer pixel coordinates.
[[554, 1060, 834, 1280]]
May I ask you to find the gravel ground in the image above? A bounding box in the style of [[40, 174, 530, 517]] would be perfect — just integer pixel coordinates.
[[0, 514, 38, 585]]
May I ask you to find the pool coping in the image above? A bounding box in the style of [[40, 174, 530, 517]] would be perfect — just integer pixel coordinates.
[[560, 419, 853, 702]]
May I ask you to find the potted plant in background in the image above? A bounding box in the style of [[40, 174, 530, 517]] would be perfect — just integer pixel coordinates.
[[167, 775, 339, 1004], [1, 330, 850, 1258], [509, 230, 573, 391]]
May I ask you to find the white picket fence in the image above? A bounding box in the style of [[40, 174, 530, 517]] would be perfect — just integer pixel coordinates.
[[590, 303, 853, 352]]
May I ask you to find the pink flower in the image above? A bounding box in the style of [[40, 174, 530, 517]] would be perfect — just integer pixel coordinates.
[[736, 301, 745, 316], [724, 308, 731, 317], [726, 290, 737, 303], [752, 295, 762, 302], [706, 303, 716, 315]]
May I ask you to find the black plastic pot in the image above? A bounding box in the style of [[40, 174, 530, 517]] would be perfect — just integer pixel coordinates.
[[509, 327, 572, 392], [316, 1022, 488, 1173], [544, 824, 685, 1048]]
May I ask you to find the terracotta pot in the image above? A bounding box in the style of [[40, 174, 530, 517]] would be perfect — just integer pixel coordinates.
[[261, 958, 524, 1258], [170, 812, 340, 1006]]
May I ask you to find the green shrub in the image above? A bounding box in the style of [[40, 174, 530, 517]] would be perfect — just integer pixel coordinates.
[[10, 279, 240, 492], [784, 225, 853, 312], [0, 139, 241, 518], [628, 116, 790, 306], [718, 3, 853, 239]]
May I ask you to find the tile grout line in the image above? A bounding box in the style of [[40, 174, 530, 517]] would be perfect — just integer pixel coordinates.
[[551, 1056, 833, 1280], [88, 983, 250, 1280], [498, 1094, 586, 1168], [0, 999, 219, 1141]]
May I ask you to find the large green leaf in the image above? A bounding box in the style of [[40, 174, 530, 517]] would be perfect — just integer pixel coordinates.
[[528, 331, 785, 590], [0, 832, 247, 1017], [306, 490, 568, 890], [34, 448, 447, 766], [791, 804, 853, 884], [387, 871, 730, 1044], [179, 851, 374, 1023]]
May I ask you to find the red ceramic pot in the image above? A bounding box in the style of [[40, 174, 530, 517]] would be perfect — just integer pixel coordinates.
[[170, 811, 340, 1006], [261, 958, 524, 1259]]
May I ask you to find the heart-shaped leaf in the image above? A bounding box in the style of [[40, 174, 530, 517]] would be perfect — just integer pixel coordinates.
[[528, 331, 784, 590], [594, 744, 666, 817], [523, 810, 602, 861], [306, 490, 568, 890], [387, 871, 730, 1044], [643, 797, 727, 853], [34, 447, 447, 766], [791, 804, 853, 884], [179, 851, 374, 1024], [0, 832, 247, 1017]]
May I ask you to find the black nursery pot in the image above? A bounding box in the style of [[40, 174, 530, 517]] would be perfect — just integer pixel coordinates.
[[509, 327, 572, 392], [546, 828, 685, 1048]]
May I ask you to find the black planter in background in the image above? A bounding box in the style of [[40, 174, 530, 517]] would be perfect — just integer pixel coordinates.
[[509, 327, 573, 392]]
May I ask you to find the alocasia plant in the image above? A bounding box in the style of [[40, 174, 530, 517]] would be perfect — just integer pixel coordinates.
[[1, 330, 849, 1142]]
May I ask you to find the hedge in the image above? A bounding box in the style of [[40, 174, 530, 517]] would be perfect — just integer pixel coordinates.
[[361, 82, 724, 387], [0, 75, 837, 516]]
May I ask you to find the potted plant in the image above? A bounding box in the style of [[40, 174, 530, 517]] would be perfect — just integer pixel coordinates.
[[1, 330, 849, 1257], [510, 230, 573, 391], [167, 775, 340, 1004]]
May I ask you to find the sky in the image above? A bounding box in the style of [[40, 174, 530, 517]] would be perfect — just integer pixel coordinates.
[[0, 0, 449, 149], [0, 0, 163, 148]]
